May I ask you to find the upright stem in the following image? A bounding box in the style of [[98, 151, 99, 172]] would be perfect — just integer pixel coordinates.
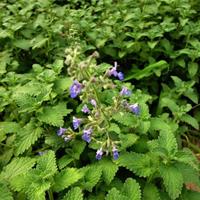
[[48, 189, 54, 200]]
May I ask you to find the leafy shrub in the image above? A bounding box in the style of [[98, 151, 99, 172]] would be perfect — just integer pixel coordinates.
[[0, 0, 200, 200]]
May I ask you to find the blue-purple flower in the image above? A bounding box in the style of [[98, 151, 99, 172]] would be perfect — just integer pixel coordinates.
[[117, 72, 124, 80], [90, 99, 97, 107], [108, 62, 124, 80], [108, 62, 118, 77], [82, 104, 90, 113], [120, 87, 131, 96], [112, 146, 119, 160], [57, 127, 67, 136], [96, 148, 103, 160], [129, 103, 140, 115], [72, 117, 82, 130], [70, 80, 82, 98], [82, 128, 92, 143]]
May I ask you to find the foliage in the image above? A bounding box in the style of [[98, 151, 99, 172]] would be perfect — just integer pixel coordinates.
[[0, 0, 200, 199]]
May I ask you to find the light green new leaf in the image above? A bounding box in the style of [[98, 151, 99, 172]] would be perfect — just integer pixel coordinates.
[[0, 157, 35, 181], [0, 122, 20, 134], [36, 150, 57, 178], [62, 187, 83, 200]]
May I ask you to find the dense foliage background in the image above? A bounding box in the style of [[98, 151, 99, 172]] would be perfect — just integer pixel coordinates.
[[0, 0, 200, 199]]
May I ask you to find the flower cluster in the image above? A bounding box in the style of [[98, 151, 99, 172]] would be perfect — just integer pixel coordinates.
[[57, 54, 141, 160]]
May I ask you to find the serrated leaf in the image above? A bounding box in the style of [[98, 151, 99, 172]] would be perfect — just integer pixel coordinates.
[[112, 112, 138, 127], [0, 182, 14, 200], [158, 131, 178, 156], [120, 134, 139, 150], [80, 165, 102, 192], [53, 168, 83, 192], [175, 148, 199, 171], [105, 188, 125, 200], [71, 140, 86, 160], [143, 184, 160, 200], [0, 157, 35, 181], [116, 152, 156, 177], [15, 121, 43, 155], [175, 162, 200, 186], [37, 102, 72, 126], [159, 165, 183, 200], [181, 114, 199, 129], [108, 123, 121, 134], [0, 122, 20, 134], [62, 187, 83, 200], [36, 150, 57, 178], [122, 178, 141, 200], [99, 159, 118, 185], [58, 155, 74, 170]]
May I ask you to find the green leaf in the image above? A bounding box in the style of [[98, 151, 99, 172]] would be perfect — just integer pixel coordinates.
[[125, 60, 168, 80], [0, 182, 14, 200], [0, 122, 20, 134], [15, 121, 43, 155], [105, 188, 125, 200], [175, 149, 199, 171], [116, 152, 156, 177], [36, 150, 57, 178], [119, 134, 139, 150], [80, 165, 102, 192], [0, 157, 35, 181], [181, 114, 199, 129], [112, 112, 138, 127], [37, 102, 72, 127], [175, 163, 200, 186], [159, 165, 183, 200], [13, 39, 31, 50], [53, 168, 83, 192], [99, 159, 118, 185], [62, 187, 83, 200], [188, 62, 198, 77], [122, 178, 141, 200], [143, 184, 160, 200]]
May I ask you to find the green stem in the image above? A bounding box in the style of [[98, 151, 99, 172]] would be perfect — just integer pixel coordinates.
[[48, 190, 54, 200]]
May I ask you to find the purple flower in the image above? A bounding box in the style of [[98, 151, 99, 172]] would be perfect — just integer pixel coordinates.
[[120, 87, 131, 96], [63, 135, 72, 142], [82, 128, 92, 143], [108, 62, 118, 77], [117, 72, 124, 80], [90, 99, 97, 107], [57, 127, 67, 136], [82, 104, 90, 113], [72, 117, 82, 130], [96, 148, 103, 160], [112, 147, 119, 160], [70, 80, 82, 98], [129, 103, 140, 115]]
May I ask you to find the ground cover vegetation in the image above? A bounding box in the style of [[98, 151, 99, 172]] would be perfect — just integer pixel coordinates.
[[0, 0, 200, 199]]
